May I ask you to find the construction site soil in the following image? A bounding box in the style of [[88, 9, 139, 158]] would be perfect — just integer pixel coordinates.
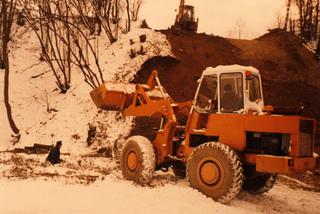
[[131, 29, 320, 143]]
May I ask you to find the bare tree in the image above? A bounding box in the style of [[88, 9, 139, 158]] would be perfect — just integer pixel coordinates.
[[19, 0, 142, 91], [235, 18, 246, 39], [0, 4, 3, 69], [125, 0, 130, 32], [316, 37, 320, 58], [1, 0, 19, 135], [90, 0, 119, 44], [20, 0, 104, 90], [274, 10, 285, 29], [130, 0, 142, 21], [22, 0, 72, 93], [289, 16, 297, 32], [284, 0, 292, 30], [314, 0, 319, 37], [295, 0, 319, 40], [289, 0, 320, 59]]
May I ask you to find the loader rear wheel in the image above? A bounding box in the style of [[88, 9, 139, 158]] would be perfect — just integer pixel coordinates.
[[187, 142, 243, 203], [120, 136, 156, 184], [243, 167, 277, 194]]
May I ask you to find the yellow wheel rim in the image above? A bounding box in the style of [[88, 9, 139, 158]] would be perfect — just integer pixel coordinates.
[[199, 161, 221, 185], [127, 151, 138, 171]]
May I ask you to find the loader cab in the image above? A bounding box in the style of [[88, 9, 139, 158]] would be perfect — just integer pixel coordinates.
[[194, 65, 264, 114], [182, 5, 195, 22], [174, 2, 199, 32]]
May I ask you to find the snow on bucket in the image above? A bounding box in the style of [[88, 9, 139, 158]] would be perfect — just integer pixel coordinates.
[[90, 81, 165, 111], [90, 82, 136, 111]]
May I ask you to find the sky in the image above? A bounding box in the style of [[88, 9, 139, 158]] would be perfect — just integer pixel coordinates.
[[140, 0, 287, 39]]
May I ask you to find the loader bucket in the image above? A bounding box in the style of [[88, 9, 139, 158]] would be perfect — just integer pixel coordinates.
[[90, 82, 136, 111], [90, 81, 166, 112]]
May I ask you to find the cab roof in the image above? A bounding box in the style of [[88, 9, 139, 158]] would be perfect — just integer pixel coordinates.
[[184, 5, 194, 9], [202, 65, 260, 76]]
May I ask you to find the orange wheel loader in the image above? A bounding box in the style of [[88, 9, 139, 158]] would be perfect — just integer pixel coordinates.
[[90, 65, 320, 203]]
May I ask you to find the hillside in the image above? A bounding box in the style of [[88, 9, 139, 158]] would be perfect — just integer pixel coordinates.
[[135, 29, 320, 118], [0, 23, 173, 152]]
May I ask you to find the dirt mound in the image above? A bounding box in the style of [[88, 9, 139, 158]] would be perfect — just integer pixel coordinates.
[[134, 29, 320, 119], [131, 29, 320, 143], [134, 30, 242, 102]]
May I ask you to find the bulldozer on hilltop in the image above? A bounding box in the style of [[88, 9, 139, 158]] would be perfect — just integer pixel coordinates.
[[172, 0, 198, 32], [90, 65, 319, 203]]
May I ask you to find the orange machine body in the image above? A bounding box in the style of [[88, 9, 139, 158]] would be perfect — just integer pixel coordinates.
[[90, 68, 319, 175], [180, 110, 317, 174]]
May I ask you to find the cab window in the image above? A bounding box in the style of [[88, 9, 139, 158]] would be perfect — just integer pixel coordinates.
[[220, 73, 244, 113], [247, 75, 262, 102], [195, 75, 217, 113]]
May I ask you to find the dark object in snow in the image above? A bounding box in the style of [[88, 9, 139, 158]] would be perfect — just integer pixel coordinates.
[[39, 54, 45, 62], [87, 124, 96, 146], [96, 147, 113, 158], [17, 12, 26, 26], [72, 134, 81, 140], [129, 49, 136, 59], [46, 141, 62, 164], [12, 144, 52, 154], [140, 34, 146, 43], [138, 45, 145, 55], [140, 19, 150, 29]]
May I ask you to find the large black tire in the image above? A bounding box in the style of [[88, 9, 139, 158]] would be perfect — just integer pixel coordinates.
[[120, 136, 156, 184], [243, 166, 277, 194], [187, 142, 244, 204]]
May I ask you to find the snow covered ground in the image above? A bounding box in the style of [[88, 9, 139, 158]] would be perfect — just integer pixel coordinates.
[[0, 152, 319, 214], [0, 179, 273, 214], [1, 175, 320, 214]]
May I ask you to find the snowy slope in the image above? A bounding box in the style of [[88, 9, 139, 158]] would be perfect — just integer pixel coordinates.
[[0, 22, 174, 154]]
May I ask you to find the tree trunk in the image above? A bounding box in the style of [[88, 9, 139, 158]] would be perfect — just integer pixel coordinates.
[[2, 0, 19, 134], [314, 0, 319, 39], [306, 0, 313, 40], [284, 0, 292, 30], [0, 3, 3, 69], [126, 0, 131, 32], [298, 0, 304, 34], [316, 38, 320, 59]]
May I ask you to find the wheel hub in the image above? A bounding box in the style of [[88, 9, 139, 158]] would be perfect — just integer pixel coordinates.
[[200, 161, 220, 185], [127, 151, 137, 171]]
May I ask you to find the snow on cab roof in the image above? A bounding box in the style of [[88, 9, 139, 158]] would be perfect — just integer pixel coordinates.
[[202, 65, 260, 76]]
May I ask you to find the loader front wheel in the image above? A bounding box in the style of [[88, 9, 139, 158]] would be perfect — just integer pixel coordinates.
[[120, 136, 155, 184], [187, 142, 243, 203]]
